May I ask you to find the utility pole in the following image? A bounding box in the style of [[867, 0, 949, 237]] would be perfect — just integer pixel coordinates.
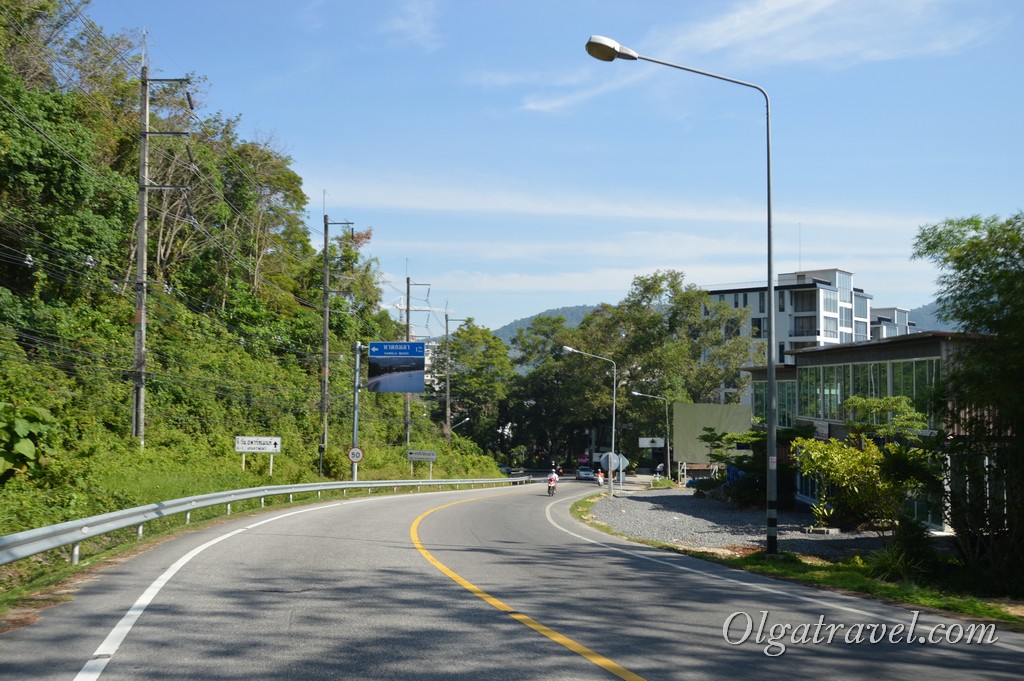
[[352, 340, 363, 481], [320, 216, 353, 477], [404, 277, 431, 445], [132, 64, 189, 449], [444, 312, 466, 443]]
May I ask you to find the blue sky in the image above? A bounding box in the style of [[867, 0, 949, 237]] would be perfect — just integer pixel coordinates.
[[86, 0, 1023, 333]]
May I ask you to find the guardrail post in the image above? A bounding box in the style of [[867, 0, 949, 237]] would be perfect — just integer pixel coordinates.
[[185, 511, 191, 524], [137, 524, 144, 539], [72, 542, 80, 565], [260, 497, 265, 508], [289, 494, 293, 503], [226, 503, 231, 515]]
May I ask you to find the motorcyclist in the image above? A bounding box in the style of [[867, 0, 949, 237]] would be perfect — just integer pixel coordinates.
[[547, 468, 559, 494]]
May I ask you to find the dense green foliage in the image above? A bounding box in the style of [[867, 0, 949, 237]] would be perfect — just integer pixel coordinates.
[[913, 213, 1024, 594], [793, 396, 933, 530], [0, 2, 494, 550]]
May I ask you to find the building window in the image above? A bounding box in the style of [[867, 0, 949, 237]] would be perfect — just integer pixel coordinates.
[[840, 307, 853, 328], [759, 291, 765, 314], [794, 316, 817, 336], [840, 331, 853, 343], [824, 317, 838, 338], [854, 321, 868, 342], [892, 358, 941, 426], [778, 291, 785, 312], [823, 289, 838, 313], [854, 294, 868, 318], [822, 365, 848, 420], [793, 290, 817, 312], [851, 362, 886, 403], [753, 379, 796, 428], [837, 271, 853, 304], [798, 366, 821, 419], [743, 292, 748, 308], [779, 380, 796, 428], [751, 317, 764, 338]]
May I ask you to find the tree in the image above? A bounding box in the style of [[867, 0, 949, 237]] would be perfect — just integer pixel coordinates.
[[912, 213, 1024, 593], [792, 396, 933, 530], [435, 320, 514, 454], [507, 315, 594, 465]]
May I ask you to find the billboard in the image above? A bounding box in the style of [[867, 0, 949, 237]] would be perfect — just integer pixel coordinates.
[[367, 342, 426, 393]]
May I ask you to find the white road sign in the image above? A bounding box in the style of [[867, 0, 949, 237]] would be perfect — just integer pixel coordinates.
[[235, 436, 281, 453], [348, 447, 364, 463], [407, 449, 437, 462], [639, 437, 665, 448]]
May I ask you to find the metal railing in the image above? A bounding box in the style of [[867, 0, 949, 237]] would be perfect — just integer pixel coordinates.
[[0, 476, 532, 566]]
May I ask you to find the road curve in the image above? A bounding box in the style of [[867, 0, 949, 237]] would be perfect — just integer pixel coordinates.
[[1, 480, 1021, 680]]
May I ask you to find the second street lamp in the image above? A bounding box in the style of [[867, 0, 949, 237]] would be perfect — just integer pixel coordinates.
[[562, 345, 619, 497], [585, 34, 779, 553], [631, 391, 670, 481]]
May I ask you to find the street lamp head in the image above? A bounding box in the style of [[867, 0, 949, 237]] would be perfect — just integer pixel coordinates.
[[585, 35, 638, 62], [562, 345, 576, 354]]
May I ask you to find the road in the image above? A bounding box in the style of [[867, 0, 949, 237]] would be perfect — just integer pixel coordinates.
[[1, 480, 1021, 680]]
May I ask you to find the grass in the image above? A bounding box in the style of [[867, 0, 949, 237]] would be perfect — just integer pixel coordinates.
[[570, 494, 1024, 630]]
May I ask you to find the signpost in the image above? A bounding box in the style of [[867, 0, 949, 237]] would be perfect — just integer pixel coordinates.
[[408, 449, 437, 480], [235, 436, 281, 476], [347, 446, 364, 481]]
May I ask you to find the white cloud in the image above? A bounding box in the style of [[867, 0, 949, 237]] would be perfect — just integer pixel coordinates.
[[526, 0, 1000, 113], [668, 0, 998, 68], [380, 0, 443, 52], [310, 166, 937, 233]]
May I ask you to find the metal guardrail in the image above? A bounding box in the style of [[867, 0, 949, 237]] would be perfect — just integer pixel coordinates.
[[0, 476, 532, 567]]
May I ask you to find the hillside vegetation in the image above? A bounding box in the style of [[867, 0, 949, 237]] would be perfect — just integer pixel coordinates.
[[0, 4, 499, 550]]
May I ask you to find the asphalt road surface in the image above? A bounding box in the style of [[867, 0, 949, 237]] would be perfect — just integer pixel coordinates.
[[2, 480, 1022, 680]]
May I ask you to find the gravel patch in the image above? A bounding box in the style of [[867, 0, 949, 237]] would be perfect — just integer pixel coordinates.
[[589, 486, 890, 560]]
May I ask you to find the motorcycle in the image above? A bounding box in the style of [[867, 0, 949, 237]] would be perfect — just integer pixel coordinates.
[[547, 479, 557, 496]]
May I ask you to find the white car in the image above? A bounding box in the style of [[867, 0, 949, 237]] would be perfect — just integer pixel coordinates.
[[575, 466, 595, 480]]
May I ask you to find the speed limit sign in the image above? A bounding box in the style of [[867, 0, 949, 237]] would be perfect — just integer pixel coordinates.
[[347, 446, 364, 463]]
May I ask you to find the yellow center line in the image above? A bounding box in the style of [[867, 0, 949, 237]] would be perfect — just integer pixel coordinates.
[[410, 496, 646, 681]]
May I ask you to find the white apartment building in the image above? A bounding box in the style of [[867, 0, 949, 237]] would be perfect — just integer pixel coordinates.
[[871, 306, 917, 339], [709, 267, 873, 364], [706, 268, 873, 402]]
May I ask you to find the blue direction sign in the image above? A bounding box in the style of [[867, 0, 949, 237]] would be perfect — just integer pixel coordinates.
[[367, 342, 426, 393]]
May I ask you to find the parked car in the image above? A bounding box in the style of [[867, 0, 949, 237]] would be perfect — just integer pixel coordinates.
[[499, 465, 512, 475], [575, 466, 595, 480]]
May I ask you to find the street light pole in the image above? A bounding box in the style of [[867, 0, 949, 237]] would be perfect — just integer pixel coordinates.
[[562, 346, 618, 497], [631, 391, 670, 481], [585, 35, 778, 553]]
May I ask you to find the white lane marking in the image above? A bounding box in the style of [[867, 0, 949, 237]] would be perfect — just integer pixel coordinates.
[[74, 503, 343, 681], [544, 500, 1024, 654]]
